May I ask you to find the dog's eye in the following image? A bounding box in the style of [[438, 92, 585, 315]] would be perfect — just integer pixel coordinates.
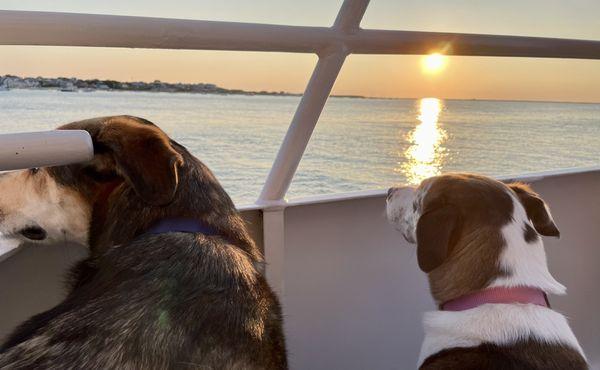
[[83, 166, 120, 182], [30, 167, 40, 175]]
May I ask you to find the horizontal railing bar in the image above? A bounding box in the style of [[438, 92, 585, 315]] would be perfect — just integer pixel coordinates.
[[1, 10, 600, 59], [350, 30, 600, 59], [0, 11, 332, 53]]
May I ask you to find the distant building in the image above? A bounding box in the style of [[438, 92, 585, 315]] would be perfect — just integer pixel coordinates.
[[0, 74, 293, 97]]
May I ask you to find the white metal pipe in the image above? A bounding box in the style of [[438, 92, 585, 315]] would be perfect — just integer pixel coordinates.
[[258, 0, 369, 298], [333, 0, 370, 34], [258, 0, 369, 203], [0, 10, 332, 53], [348, 30, 600, 59], [263, 208, 286, 296], [0, 130, 93, 171], [1, 10, 600, 59], [258, 51, 348, 202]]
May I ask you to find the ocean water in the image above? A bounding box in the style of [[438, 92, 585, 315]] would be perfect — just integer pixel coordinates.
[[1, 89, 599, 205]]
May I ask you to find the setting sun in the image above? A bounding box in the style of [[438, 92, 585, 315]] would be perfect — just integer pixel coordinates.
[[422, 53, 447, 74]]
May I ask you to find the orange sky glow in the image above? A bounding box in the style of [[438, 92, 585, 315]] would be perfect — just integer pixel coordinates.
[[1, 0, 599, 103]]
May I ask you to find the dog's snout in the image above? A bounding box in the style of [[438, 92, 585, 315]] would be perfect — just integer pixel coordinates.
[[388, 185, 416, 201]]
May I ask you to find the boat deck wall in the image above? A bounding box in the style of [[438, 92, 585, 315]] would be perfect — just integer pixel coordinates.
[[1, 170, 598, 368]]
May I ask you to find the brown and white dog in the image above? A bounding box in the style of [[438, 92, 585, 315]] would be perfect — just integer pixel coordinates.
[[386, 173, 587, 369], [0, 116, 287, 369]]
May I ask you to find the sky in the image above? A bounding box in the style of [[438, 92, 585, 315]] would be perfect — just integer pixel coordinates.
[[1, 0, 600, 102]]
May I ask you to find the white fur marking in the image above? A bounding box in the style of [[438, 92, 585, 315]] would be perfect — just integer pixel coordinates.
[[386, 183, 431, 244], [490, 194, 566, 295], [418, 303, 586, 367]]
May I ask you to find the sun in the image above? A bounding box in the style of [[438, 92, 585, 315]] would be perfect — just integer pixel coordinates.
[[422, 53, 447, 74]]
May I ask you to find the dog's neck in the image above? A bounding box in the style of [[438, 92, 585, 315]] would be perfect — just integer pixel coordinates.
[[421, 226, 584, 367], [487, 205, 566, 296], [87, 160, 258, 260], [440, 286, 549, 311], [429, 201, 566, 306], [438, 215, 563, 310], [422, 215, 581, 367], [143, 217, 219, 236]]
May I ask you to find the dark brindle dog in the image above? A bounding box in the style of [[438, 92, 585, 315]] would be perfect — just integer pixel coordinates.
[[0, 116, 287, 369]]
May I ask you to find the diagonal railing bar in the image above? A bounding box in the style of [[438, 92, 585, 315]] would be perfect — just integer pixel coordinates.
[[1, 1, 599, 202], [1, 0, 599, 292], [258, 0, 370, 294], [257, 0, 370, 203], [333, 0, 370, 33], [1, 0, 599, 202], [257, 51, 349, 204]]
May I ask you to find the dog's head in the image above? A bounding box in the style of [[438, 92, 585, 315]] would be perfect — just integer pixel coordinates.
[[0, 116, 183, 251], [386, 173, 562, 303]]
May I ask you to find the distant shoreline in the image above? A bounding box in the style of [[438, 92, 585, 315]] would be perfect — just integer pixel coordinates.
[[0, 74, 304, 97], [1, 74, 598, 105]]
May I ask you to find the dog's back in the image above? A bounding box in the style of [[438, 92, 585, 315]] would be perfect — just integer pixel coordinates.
[[2, 234, 286, 369], [418, 304, 587, 370], [422, 340, 587, 370]]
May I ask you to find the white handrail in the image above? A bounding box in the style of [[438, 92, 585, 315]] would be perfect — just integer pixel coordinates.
[[1, 0, 599, 293], [0, 131, 93, 171], [1, 0, 599, 201], [1, 10, 600, 59]]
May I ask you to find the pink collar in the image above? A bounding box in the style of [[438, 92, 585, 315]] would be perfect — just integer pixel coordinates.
[[441, 286, 549, 311]]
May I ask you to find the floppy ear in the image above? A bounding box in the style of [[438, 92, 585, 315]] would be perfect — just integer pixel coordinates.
[[96, 117, 183, 206], [509, 183, 560, 237], [416, 204, 459, 273]]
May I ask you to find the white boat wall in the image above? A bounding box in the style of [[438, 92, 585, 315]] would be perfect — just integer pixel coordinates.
[[1, 167, 599, 368], [0, 0, 599, 368]]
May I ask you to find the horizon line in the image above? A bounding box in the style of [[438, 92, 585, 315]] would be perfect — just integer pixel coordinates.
[[2, 73, 599, 105]]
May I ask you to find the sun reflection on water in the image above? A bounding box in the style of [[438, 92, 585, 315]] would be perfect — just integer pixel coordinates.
[[398, 98, 447, 185]]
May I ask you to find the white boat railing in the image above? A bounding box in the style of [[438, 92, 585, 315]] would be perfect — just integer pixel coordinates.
[[1, 0, 599, 292], [2, 0, 600, 204]]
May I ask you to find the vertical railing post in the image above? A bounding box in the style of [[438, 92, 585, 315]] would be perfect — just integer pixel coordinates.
[[261, 50, 348, 297]]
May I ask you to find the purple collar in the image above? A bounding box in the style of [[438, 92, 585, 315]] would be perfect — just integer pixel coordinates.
[[144, 217, 218, 236], [441, 286, 549, 311]]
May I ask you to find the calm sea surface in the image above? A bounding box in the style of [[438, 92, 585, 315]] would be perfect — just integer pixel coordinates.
[[1, 89, 599, 205]]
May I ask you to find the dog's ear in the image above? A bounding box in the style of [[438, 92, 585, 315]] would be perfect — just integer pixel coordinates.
[[509, 183, 559, 238], [416, 204, 460, 273], [96, 117, 183, 206]]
